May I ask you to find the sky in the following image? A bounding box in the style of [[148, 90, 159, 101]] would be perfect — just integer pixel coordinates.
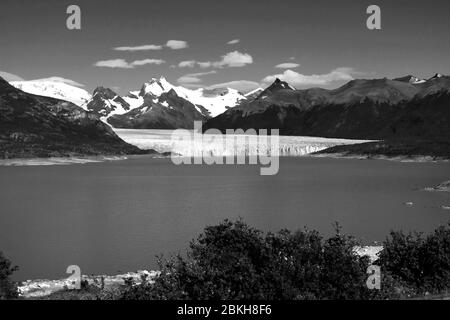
[[1, 0, 450, 94]]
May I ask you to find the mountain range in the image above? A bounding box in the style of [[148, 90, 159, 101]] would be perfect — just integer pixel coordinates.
[[203, 74, 450, 141], [4, 73, 450, 159], [10, 77, 250, 129]]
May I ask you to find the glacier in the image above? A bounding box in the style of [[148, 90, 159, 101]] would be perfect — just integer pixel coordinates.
[[114, 129, 371, 157]]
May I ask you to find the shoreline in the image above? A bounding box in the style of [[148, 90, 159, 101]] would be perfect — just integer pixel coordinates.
[[0, 152, 170, 167], [1, 151, 448, 167], [17, 246, 383, 298], [18, 270, 160, 299], [310, 152, 450, 163]]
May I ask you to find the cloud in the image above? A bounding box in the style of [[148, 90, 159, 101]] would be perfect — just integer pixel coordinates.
[[30, 76, 86, 87], [94, 59, 134, 69], [275, 62, 300, 69], [131, 59, 165, 66], [113, 44, 163, 51], [177, 70, 217, 85], [207, 80, 260, 92], [227, 39, 240, 45], [198, 62, 212, 68], [178, 60, 196, 68], [216, 51, 253, 68], [176, 51, 253, 69], [166, 40, 188, 50], [113, 40, 189, 51], [262, 67, 356, 87], [0, 70, 24, 81], [94, 58, 165, 69]]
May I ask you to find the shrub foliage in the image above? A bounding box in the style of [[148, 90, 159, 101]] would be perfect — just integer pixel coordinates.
[[2, 220, 449, 300], [378, 223, 450, 294], [0, 251, 18, 299], [122, 220, 376, 300]]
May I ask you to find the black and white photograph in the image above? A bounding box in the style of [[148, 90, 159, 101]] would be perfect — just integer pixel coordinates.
[[0, 0, 449, 307]]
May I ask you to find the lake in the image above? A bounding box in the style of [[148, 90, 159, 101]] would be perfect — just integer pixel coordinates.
[[0, 155, 449, 281]]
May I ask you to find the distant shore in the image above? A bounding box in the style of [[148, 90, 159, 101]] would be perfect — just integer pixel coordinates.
[[311, 152, 449, 163], [0, 152, 170, 167], [313, 139, 450, 162]]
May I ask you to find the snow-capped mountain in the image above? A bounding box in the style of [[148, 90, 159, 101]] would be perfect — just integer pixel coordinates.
[[137, 77, 246, 117], [86, 87, 132, 122], [84, 77, 248, 129], [10, 80, 91, 108], [108, 88, 209, 129]]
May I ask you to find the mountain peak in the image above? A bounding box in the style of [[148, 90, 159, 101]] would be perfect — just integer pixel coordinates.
[[166, 88, 179, 97], [429, 73, 444, 80], [93, 86, 117, 98], [140, 77, 174, 97], [394, 75, 426, 84], [271, 78, 295, 90], [257, 78, 295, 99]]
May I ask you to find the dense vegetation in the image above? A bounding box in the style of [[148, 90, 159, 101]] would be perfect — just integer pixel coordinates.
[[121, 220, 450, 300], [4, 221, 450, 300], [0, 251, 18, 300]]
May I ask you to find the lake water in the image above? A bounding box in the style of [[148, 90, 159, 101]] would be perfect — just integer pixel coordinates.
[[0, 155, 449, 281]]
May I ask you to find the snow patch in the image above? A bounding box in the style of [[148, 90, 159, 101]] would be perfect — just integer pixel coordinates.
[[10, 80, 91, 109]]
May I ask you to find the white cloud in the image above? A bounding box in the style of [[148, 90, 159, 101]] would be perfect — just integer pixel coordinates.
[[227, 39, 240, 45], [113, 44, 163, 51], [262, 67, 356, 87], [166, 40, 188, 50], [177, 70, 216, 85], [30, 76, 85, 87], [94, 59, 134, 69], [207, 80, 260, 92], [131, 59, 165, 66], [0, 70, 24, 82], [177, 51, 253, 69], [198, 62, 212, 68], [275, 62, 300, 69], [178, 60, 196, 68], [215, 51, 253, 68], [94, 58, 165, 69]]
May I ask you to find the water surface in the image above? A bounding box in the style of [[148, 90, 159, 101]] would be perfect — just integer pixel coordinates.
[[0, 156, 449, 280]]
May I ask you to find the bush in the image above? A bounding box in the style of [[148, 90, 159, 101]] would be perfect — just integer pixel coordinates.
[[121, 220, 375, 300], [0, 251, 18, 300], [378, 222, 450, 294]]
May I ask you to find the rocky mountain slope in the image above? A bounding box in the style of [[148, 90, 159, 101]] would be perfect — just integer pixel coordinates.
[[0, 77, 145, 158], [203, 75, 450, 140]]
